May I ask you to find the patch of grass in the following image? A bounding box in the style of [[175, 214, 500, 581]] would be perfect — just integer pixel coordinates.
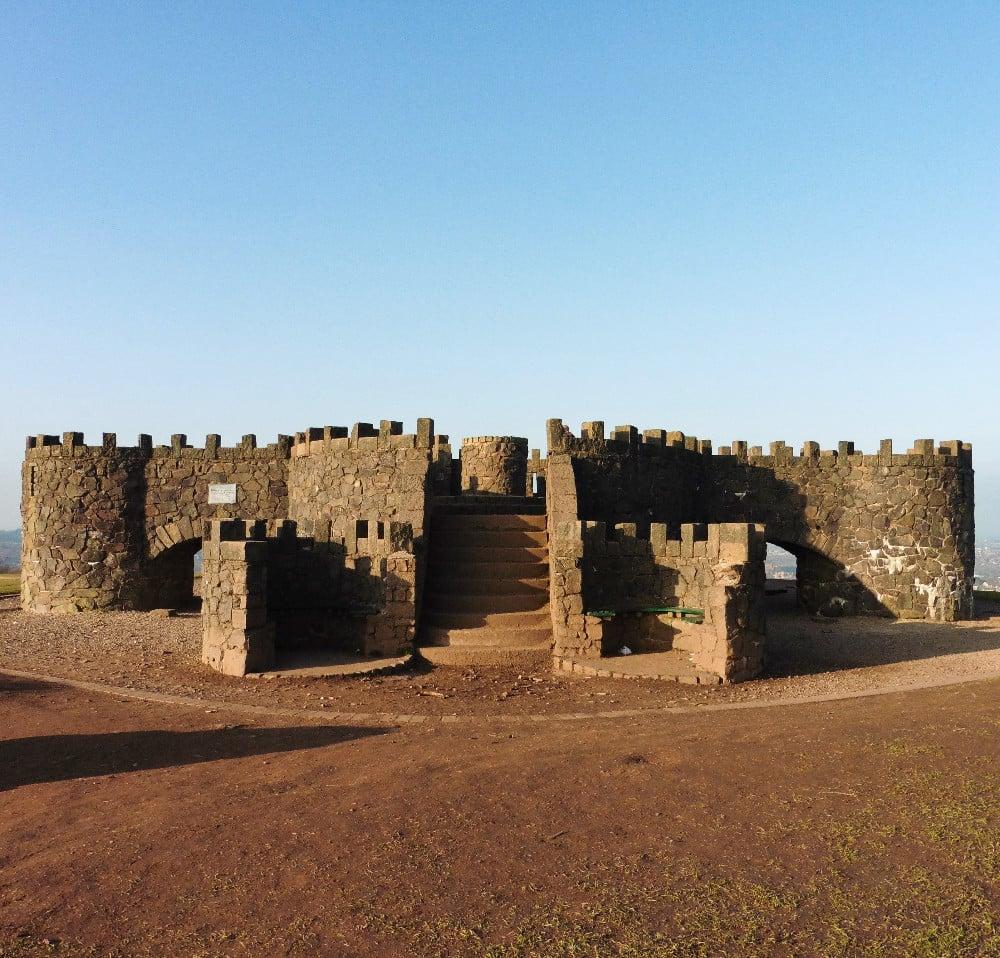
[[975, 589, 1000, 602], [0, 573, 19, 596]]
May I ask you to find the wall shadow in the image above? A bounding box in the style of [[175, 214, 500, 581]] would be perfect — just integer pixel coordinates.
[[0, 674, 52, 695], [763, 585, 1000, 676], [0, 724, 388, 792]]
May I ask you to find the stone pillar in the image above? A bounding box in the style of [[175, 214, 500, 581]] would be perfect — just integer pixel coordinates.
[[201, 520, 274, 676], [460, 436, 528, 496]]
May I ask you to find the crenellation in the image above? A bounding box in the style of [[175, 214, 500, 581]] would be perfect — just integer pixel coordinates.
[[19, 413, 976, 684]]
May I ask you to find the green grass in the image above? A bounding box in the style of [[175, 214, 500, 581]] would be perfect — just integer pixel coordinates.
[[975, 589, 1000, 602], [0, 573, 19, 596]]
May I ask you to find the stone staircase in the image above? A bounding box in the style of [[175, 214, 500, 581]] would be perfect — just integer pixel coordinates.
[[419, 497, 552, 666]]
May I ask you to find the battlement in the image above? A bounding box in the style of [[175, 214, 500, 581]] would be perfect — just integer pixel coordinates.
[[25, 432, 294, 459], [544, 421, 972, 468], [714, 438, 973, 466], [558, 519, 764, 564], [208, 516, 415, 556], [546, 419, 713, 456], [289, 418, 450, 457]]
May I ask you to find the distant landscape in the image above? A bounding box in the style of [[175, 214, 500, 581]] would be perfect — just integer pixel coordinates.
[[0, 530, 19, 572], [2, 528, 999, 588]]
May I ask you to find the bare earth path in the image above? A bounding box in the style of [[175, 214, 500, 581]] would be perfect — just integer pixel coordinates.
[[3, 671, 1000, 957], [2, 593, 1000, 720]]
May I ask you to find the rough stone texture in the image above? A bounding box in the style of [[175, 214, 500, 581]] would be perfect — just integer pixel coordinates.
[[199, 517, 417, 676], [19, 415, 977, 686], [22, 422, 447, 618], [703, 442, 975, 621], [22, 432, 290, 613], [546, 458, 766, 684], [460, 436, 528, 496], [548, 421, 975, 623], [578, 520, 766, 682], [265, 518, 417, 658], [287, 422, 447, 542], [545, 419, 704, 525], [201, 520, 275, 677]]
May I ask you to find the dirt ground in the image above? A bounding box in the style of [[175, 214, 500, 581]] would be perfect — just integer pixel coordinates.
[[2, 669, 999, 957], [2, 591, 999, 720]]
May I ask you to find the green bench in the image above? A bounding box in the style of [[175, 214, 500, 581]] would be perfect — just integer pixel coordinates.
[[585, 606, 705, 625]]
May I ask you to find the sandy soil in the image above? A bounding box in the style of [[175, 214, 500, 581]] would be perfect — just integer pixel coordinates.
[[2, 672, 999, 957], [1, 591, 999, 720]]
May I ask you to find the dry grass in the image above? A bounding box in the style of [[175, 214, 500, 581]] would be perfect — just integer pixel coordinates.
[[0, 574, 19, 596]]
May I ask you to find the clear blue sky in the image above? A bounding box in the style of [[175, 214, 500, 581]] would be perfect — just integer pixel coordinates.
[[2, 2, 998, 536]]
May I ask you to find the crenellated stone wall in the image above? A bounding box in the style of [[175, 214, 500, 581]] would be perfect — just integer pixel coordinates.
[[286, 419, 447, 543], [545, 419, 706, 526], [546, 450, 766, 682], [547, 420, 975, 622], [21, 432, 291, 612], [200, 517, 417, 676], [21, 420, 450, 616], [701, 439, 975, 620]]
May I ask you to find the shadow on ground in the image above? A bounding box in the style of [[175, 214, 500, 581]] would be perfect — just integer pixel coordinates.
[[0, 723, 387, 792], [765, 585, 1000, 677]]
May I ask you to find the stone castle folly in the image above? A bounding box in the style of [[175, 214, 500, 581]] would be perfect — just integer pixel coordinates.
[[21, 420, 975, 683]]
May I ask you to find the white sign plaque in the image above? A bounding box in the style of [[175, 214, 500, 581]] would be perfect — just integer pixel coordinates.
[[208, 483, 237, 505]]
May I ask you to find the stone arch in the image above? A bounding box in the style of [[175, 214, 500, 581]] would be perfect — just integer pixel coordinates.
[[145, 526, 204, 610], [765, 536, 889, 617], [148, 519, 205, 559]]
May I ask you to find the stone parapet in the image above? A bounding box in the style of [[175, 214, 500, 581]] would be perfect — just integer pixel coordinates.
[[554, 518, 766, 682]]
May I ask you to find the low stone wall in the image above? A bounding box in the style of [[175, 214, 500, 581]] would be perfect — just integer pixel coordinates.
[[460, 436, 528, 496], [200, 518, 417, 676], [578, 520, 766, 682], [546, 453, 765, 682]]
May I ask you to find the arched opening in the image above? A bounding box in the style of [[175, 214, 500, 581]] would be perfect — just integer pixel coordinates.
[[765, 539, 862, 618], [146, 537, 203, 612]]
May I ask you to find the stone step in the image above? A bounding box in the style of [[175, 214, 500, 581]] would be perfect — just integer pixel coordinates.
[[427, 560, 550, 581], [431, 545, 549, 564], [430, 529, 549, 548], [432, 513, 547, 532], [423, 591, 549, 614], [421, 624, 552, 648], [426, 576, 549, 597], [422, 608, 551, 631], [418, 644, 551, 668]]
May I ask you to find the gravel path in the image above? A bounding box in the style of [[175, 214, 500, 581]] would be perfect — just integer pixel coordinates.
[[2, 592, 999, 718]]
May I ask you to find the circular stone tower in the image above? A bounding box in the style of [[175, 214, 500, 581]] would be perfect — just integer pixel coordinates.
[[460, 436, 528, 496]]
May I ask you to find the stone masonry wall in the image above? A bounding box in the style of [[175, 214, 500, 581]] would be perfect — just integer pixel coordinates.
[[577, 520, 766, 682], [547, 448, 765, 684], [460, 436, 528, 496], [22, 419, 445, 616], [545, 418, 707, 526], [201, 517, 417, 676], [22, 431, 291, 613], [702, 438, 975, 620], [265, 518, 417, 657], [547, 420, 975, 622], [201, 520, 275, 677], [21, 434, 148, 612], [286, 419, 448, 541]]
